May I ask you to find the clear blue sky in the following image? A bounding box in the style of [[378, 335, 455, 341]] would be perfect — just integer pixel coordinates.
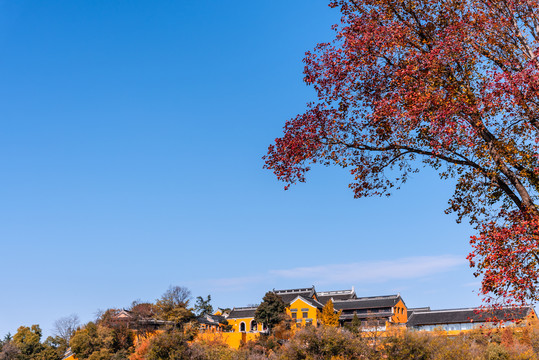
[[0, 0, 481, 338]]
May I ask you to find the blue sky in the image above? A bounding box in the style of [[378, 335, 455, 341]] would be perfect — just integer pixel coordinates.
[[0, 0, 481, 337]]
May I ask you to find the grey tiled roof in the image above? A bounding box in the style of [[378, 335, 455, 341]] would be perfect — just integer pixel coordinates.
[[228, 307, 257, 319], [317, 289, 356, 305], [318, 294, 356, 304], [407, 307, 430, 318], [340, 311, 393, 320], [197, 313, 226, 325], [333, 295, 402, 310], [407, 307, 534, 327], [274, 287, 316, 305]]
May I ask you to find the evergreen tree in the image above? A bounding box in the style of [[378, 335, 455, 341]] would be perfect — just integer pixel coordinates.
[[254, 292, 287, 333], [194, 295, 213, 317], [345, 313, 362, 334]]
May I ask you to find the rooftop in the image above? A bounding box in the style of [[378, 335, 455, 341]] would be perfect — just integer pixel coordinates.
[[407, 306, 535, 327], [333, 294, 403, 310], [228, 307, 258, 319], [317, 289, 356, 304], [274, 286, 316, 305]]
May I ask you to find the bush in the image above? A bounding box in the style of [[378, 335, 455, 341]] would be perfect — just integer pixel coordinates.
[[278, 325, 372, 360]]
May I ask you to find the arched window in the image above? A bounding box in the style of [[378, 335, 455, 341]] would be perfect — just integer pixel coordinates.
[[250, 320, 257, 332], [240, 322, 246, 332]]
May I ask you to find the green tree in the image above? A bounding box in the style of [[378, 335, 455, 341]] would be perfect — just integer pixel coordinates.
[[194, 295, 213, 317], [345, 313, 362, 334], [254, 292, 287, 333], [317, 299, 341, 327], [12, 325, 43, 358]]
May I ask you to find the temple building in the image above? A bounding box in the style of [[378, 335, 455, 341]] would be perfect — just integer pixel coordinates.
[[224, 286, 409, 333], [407, 306, 537, 334]]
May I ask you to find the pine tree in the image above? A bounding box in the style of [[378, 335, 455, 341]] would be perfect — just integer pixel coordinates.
[[254, 292, 287, 333]]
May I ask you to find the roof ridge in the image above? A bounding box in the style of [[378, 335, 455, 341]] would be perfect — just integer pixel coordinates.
[[334, 294, 399, 302], [318, 290, 354, 295], [231, 306, 258, 310], [274, 287, 315, 294], [412, 306, 531, 314]]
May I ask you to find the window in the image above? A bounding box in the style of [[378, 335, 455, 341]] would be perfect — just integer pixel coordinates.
[[250, 320, 257, 332], [240, 322, 246, 332], [303, 312, 308, 318], [292, 313, 297, 319]]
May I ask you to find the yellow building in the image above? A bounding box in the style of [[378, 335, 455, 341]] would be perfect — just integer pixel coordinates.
[[226, 306, 266, 333]]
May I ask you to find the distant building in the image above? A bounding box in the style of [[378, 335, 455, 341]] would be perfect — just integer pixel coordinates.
[[407, 306, 537, 333], [197, 313, 228, 332], [226, 306, 263, 333]]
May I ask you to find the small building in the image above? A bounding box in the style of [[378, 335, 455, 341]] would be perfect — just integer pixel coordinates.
[[197, 313, 228, 332], [227, 306, 265, 333]]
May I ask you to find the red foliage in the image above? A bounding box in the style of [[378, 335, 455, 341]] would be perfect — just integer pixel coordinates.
[[265, 0, 539, 305]]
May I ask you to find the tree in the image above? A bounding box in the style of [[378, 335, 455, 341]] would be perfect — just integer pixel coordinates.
[[52, 314, 80, 345], [69, 320, 134, 360], [194, 295, 213, 317], [279, 326, 372, 359], [317, 299, 342, 327], [154, 286, 195, 324], [0, 342, 20, 360], [345, 313, 362, 334], [254, 292, 287, 333], [144, 330, 190, 360], [264, 0, 539, 306], [12, 325, 43, 358]]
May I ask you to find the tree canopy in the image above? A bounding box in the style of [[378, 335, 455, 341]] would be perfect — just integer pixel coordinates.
[[318, 299, 342, 327], [264, 0, 539, 306], [154, 286, 195, 324], [254, 292, 287, 332], [194, 295, 214, 317]]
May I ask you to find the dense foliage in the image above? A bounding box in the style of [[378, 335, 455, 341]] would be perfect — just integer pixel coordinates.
[[0, 325, 67, 360], [254, 292, 287, 334], [264, 0, 539, 306], [6, 314, 539, 359]]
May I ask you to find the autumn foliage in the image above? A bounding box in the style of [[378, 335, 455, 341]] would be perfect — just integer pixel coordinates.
[[264, 0, 539, 306], [318, 299, 342, 327]]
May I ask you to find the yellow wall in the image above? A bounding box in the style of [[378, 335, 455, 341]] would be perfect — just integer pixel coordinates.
[[196, 331, 259, 349], [227, 316, 264, 333], [391, 299, 407, 324], [287, 298, 318, 328]]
